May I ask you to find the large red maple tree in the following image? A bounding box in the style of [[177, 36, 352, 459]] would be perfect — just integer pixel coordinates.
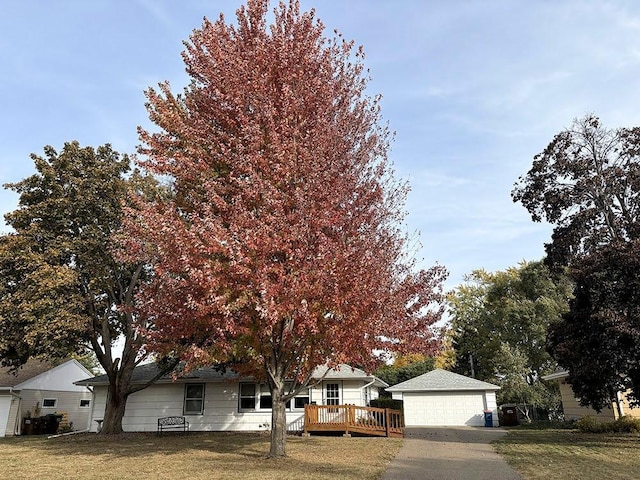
[[124, 0, 446, 456]]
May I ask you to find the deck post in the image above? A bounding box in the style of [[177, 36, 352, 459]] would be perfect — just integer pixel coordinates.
[[385, 408, 391, 437]]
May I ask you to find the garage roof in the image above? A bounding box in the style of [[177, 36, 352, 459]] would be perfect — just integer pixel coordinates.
[[386, 368, 500, 392]]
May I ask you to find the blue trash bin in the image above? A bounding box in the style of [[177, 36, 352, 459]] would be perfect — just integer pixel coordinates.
[[483, 410, 493, 427]]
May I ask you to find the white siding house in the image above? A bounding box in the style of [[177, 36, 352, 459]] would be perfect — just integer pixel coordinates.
[[0, 359, 93, 436], [78, 363, 387, 433], [386, 369, 500, 427]]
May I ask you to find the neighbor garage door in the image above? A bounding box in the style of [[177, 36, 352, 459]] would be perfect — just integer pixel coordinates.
[[402, 391, 486, 426], [0, 396, 12, 437]]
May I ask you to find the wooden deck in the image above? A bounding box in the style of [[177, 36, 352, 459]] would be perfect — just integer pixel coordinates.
[[303, 404, 404, 438]]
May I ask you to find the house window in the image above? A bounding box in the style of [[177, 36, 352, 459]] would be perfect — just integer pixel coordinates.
[[239, 383, 275, 410], [325, 383, 340, 406], [239, 383, 310, 411], [293, 393, 309, 409], [259, 384, 272, 409], [239, 383, 257, 410], [42, 398, 57, 408], [79, 399, 91, 408], [294, 391, 310, 409], [184, 384, 205, 415]]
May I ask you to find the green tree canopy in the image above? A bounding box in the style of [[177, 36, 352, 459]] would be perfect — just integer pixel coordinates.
[[375, 357, 435, 388], [448, 261, 572, 417]]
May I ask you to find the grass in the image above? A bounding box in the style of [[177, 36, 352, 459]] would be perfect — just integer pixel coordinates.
[[494, 428, 640, 480], [0, 432, 401, 480]]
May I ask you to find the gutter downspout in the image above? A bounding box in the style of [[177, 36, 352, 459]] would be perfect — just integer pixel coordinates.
[[14, 392, 22, 436], [616, 391, 625, 418], [86, 386, 95, 432], [360, 378, 377, 406]]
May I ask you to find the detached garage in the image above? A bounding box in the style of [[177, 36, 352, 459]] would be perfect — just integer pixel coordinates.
[[386, 369, 500, 427]]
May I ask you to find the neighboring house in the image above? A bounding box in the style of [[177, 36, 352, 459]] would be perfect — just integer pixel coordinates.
[[76, 363, 388, 432], [542, 370, 640, 422], [0, 359, 93, 437], [386, 369, 500, 427]]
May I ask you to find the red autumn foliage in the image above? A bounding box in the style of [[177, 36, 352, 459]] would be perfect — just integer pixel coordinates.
[[121, 0, 446, 456]]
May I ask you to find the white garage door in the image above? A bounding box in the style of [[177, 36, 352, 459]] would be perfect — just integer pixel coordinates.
[[403, 391, 486, 426], [0, 396, 12, 437]]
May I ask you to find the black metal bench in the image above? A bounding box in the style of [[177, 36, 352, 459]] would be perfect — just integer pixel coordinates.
[[157, 416, 189, 435]]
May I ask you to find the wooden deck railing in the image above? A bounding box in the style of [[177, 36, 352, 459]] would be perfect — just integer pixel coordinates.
[[303, 404, 404, 438]]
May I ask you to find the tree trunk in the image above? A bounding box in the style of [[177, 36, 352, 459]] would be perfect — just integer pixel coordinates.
[[269, 384, 288, 457], [100, 385, 129, 434]]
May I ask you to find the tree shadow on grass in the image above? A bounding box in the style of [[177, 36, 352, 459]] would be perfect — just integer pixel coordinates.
[[22, 432, 273, 459]]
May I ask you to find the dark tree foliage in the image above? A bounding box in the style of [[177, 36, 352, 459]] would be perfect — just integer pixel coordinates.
[[375, 358, 435, 388], [548, 240, 640, 410], [514, 114, 640, 411], [512, 114, 640, 267]]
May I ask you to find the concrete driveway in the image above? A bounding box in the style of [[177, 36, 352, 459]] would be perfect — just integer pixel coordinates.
[[381, 427, 521, 480]]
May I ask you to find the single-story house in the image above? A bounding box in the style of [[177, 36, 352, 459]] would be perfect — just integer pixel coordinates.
[[0, 359, 93, 437], [542, 370, 640, 422], [76, 363, 388, 433], [386, 369, 500, 427]]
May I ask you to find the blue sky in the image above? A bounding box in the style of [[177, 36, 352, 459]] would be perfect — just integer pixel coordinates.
[[2, 0, 640, 289]]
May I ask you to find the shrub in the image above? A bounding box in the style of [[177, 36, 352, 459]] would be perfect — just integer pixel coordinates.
[[575, 416, 608, 433], [576, 415, 640, 433], [369, 398, 403, 410], [516, 419, 576, 430], [612, 416, 640, 433]]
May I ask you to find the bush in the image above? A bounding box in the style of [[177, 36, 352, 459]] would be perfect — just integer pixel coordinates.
[[369, 398, 403, 410], [576, 416, 640, 433], [576, 416, 610, 433], [515, 419, 576, 430], [613, 416, 640, 433]]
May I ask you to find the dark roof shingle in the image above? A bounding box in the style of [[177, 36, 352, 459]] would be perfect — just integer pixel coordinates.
[[0, 359, 56, 387]]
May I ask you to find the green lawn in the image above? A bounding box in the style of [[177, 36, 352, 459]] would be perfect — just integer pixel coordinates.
[[494, 428, 640, 480], [0, 432, 401, 480]]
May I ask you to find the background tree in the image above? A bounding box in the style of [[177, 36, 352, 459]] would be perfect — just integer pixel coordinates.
[[448, 261, 571, 419], [0, 141, 176, 434], [433, 335, 457, 370], [512, 114, 640, 266], [513, 114, 640, 412], [548, 240, 640, 413], [374, 354, 435, 389], [124, 0, 446, 457]]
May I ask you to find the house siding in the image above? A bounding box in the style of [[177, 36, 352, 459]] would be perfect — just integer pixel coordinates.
[[15, 360, 91, 393], [559, 381, 616, 422], [557, 380, 640, 422], [89, 379, 377, 433], [19, 389, 93, 431], [618, 391, 640, 418]]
